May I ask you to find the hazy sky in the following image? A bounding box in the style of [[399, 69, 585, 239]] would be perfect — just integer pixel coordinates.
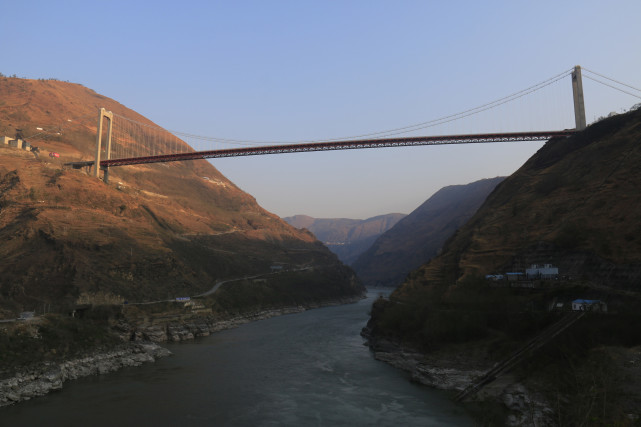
[[3, 1, 640, 219]]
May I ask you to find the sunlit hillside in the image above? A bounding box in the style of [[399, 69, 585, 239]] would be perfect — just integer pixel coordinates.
[[0, 76, 364, 317]]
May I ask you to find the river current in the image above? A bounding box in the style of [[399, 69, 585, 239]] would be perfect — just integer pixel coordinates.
[[2, 291, 473, 426]]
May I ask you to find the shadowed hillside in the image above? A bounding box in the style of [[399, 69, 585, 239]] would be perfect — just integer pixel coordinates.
[[402, 107, 641, 293], [365, 107, 641, 425], [352, 177, 504, 288]]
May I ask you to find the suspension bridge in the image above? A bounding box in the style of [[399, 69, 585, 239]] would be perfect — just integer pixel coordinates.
[[65, 66, 641, 182]]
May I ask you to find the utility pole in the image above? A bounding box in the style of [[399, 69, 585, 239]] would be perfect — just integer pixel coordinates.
[[572, 65, 587, 131]]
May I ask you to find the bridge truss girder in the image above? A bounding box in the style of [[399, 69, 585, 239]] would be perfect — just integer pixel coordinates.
[[98, 130, 576, 168]]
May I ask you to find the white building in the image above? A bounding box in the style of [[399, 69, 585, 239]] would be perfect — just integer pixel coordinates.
[[526, 264, 558, 279], [572, 299, 607, 312]]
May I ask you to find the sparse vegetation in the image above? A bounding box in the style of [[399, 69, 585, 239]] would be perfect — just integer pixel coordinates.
[[0, 312, 120, 375], [0, 76, 363, 326], [210, 266, 361, 313], [553, 222, 588, 250], [369, 279, 641, 424], [28, 186, 39, 201], [368, 109, 641, 425], [47, 168, 64, 185]]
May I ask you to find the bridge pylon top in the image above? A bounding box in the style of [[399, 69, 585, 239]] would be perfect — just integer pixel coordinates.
[[572, 66, 587, 131]]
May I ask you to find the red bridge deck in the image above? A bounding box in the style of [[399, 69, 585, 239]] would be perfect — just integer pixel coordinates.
[[68, 130, 577, 168]]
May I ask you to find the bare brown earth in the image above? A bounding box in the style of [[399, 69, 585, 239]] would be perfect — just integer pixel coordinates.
[[0, 77, 364, 317]]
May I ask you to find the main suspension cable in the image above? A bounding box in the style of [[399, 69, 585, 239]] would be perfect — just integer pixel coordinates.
[[583, 75, 641, 100], [583, 67, 641, 93], [112, 68, 574, 146]]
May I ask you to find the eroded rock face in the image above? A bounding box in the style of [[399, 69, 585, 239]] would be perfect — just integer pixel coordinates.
[[362, 330, 556, 427], [142, 325, 168, 342], [502, 384, 555, 427], [0, 343, 171, 407], [118, 298, 363, 345], [370, 345, 485, 392]]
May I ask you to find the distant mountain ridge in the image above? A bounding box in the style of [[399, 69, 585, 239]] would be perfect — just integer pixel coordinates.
[[352, 177, 505, 287], [284, 213, 406, 265]]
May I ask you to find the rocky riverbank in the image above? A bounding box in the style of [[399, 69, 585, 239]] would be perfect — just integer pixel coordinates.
[[0, 294, 365, 408], [361, 327, 556, 427], [118, 295, 366, 343], [0, 342, 171, 407]]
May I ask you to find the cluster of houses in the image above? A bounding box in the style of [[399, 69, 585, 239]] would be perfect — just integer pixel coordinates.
[[570, 299, 607, 312], [485, 264, 560, 282], [2, 135, 58, 158], [550, 299, 608, 313], [486, 264, 608, 312], [2, 136, 33, 151]]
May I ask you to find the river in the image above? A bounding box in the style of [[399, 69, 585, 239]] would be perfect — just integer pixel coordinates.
[[1, 291, 473, 426]]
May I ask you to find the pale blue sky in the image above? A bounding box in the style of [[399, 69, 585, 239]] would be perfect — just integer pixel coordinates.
[[3, 1, 640, 218]]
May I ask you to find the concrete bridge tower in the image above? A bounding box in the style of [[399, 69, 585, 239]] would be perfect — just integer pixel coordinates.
[[94, 108, 114, 181], [572, 65, 587, 131]]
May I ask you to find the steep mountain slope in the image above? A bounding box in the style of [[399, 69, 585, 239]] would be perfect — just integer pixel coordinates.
[[352, 177, 504, 288], [365, 107, 641, 425], [400, 107, 641, 293], [0, 77, 364, 317], [284, 213, 405, 265]]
